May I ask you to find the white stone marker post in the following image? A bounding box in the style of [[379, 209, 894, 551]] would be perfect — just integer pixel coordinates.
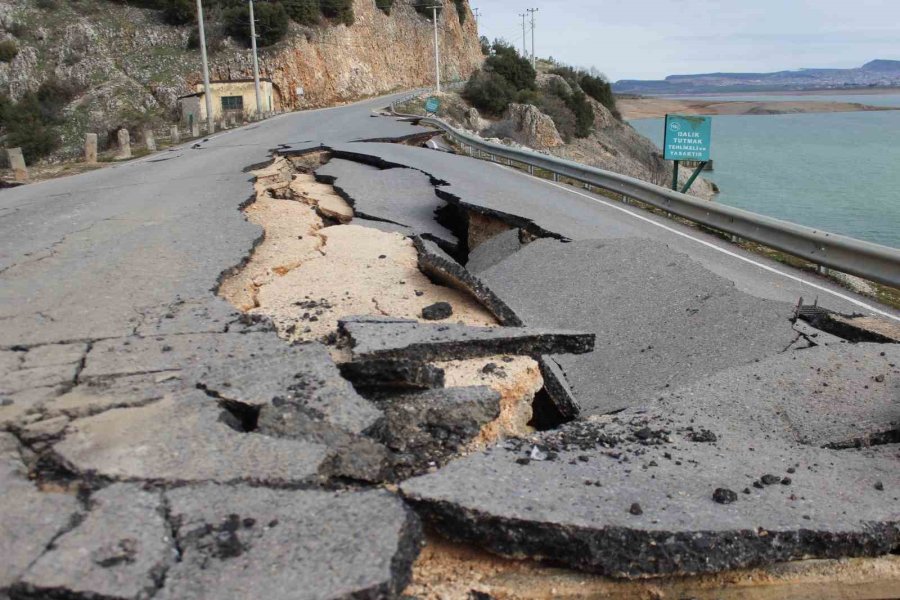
[[170, 125, 181, 145], [7, 147, 28, 182], [191, 121, 200, 138], [116, 128, 132, 160], [144, 129, 156, 151], [85, 133, 98, 164]]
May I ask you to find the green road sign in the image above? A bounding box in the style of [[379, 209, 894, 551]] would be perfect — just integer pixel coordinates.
[[663, 114, 712, 161], [425, 97, 440, 113]]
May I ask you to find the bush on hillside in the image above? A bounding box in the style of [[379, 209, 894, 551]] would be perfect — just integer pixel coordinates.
[[479, 35, 490, 55], [321, 0, 354, 25], [454, 0, 466, 23], [463, 70, 517, 116], [161, 0, 195, 25], [375, 0, 394, 15], [486, 41, 535, 91], [223, 3, 289, 46], [0, 40, 18, 63], [537, 92, 577, 141], [414, 0, 440, 18], [579, 73, 619, 119], [0, 78, 80, 162], [564, 89, 594, 138], [283, 0, 321, 25]]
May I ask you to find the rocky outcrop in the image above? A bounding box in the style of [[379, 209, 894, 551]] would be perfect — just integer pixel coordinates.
[[0, 0, 482, 156], [499, 103, 564, 150]]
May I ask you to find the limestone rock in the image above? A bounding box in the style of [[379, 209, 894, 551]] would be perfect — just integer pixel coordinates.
[[501, 103, 564, 150]]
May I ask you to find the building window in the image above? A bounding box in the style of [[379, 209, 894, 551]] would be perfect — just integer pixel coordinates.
[[221, 96, 244, 111]]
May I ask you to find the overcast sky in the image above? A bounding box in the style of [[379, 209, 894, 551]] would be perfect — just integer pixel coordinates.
[[471, 0, 900, 81]]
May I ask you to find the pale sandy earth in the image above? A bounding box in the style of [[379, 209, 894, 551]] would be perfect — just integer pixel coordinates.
[[219, 155, 542, 447], [618, 98, 898, 120]]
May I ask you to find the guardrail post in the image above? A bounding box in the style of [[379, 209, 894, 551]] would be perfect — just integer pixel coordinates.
[[553, 173, 559, 182], [7, 147, 28, 182], [84, 134, 98, 164], [116, 129, 132, 160], [817, 265, 829, 276]]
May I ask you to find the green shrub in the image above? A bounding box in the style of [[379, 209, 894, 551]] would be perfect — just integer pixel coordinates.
[[479, 35, 489, 56], [36, 78, 80, 122], [284, 0, 321, 25], [486, 41, 535, 91], [36, 0, 58, 9], [538, 93, 576, 141], [463, 70, 517, 116], [2, 90, 65, 162], [579, 73, 620, 119], [223, 3, 289, 46], [414, 0, 439, 18], [161, 0, 195, 25], [321, 0, 354, 25], [0, 40, 17, 63], [453, 0, 466, 23], [375, 0, 393, 15], [564, 89, 593, 138]]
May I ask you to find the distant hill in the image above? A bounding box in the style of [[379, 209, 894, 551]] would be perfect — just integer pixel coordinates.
[[614, 60, 900, 95]]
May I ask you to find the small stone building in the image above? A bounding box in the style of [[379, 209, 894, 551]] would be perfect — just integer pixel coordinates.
[[178, 79, 281, 126]]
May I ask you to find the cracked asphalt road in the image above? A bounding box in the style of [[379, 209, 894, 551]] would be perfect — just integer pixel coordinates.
[[1, 90, 898, 597]]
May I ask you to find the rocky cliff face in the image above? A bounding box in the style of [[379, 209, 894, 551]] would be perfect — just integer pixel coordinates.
[[0, 0, 482, 155]]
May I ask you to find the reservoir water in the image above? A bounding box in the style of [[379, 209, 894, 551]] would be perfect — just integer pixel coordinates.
[[629, 95, 900, 249]]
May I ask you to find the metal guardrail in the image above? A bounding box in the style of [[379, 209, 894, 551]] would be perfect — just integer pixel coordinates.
[[390, 96, 900, 289]]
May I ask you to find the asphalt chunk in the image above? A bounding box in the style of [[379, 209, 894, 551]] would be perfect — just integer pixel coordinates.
[[17, 484, 173, 600], [53, 391, 328, 486], [338, 359, 446, 390], [422, 302, 454, 321], [339, 316, 595, 363], [401, 410, 900, 578], [476, 238, 800, 415], [159, 484, 422, 600]]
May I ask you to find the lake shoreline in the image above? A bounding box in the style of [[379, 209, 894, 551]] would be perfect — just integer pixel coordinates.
[[618, 97, 899, 120]]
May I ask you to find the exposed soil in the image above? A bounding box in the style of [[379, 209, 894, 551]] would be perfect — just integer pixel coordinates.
[[618, 98, 898, 120]]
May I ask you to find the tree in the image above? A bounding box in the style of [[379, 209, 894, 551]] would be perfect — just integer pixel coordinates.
[[321, 0, 354, 25], [463, 70, 517, 116], [486, 41, 535, 91], [160, 0, 194, 25], [223, 3, 289, 46], [479, 35, 490, 56], [284, 0, 320, 24], [579, 73, 620, 119]]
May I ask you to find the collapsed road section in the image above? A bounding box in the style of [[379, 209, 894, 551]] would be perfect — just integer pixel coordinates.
[[0, 101, 898, 600]]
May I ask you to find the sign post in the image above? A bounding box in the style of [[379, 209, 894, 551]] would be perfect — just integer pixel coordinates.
[[663, 114, 712, 193]]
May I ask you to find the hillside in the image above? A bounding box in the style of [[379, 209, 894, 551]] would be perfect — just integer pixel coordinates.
[[398, 53, 716, 200], [615, 59, 900, 95], [0, 0, 482, 159]]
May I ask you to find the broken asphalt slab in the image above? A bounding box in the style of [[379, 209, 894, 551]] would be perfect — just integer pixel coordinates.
[[190, 335, 382, 435], [338, 315, 594, 362], [370, 386, 500, 478], [15, 484, 172, 600], [477, 237, 803, 415], [0, 433, 82, 593], [413, 236, 523, 326], [401, 406, 900, 578], [658, 343, 899, 449], [158, 484, 421, 600], [315, 158, 458, 251], [52, 391, 329, 486]]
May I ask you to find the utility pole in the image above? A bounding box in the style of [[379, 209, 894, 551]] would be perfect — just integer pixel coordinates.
[[248, 0, 263, 117], [527, 7, 538, 69], [430, 4, 441, 93], [519, 13, 527, 57], [473, 7, 480, 27], [196, 0, 214, 133]]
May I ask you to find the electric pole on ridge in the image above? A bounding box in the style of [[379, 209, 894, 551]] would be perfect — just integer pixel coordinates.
[[422, 3, 442, 93], [527, 7, 538, 69], [195, 0, 214, 133], [519, 13, 527, 57], [248, 0, 263, 118]]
